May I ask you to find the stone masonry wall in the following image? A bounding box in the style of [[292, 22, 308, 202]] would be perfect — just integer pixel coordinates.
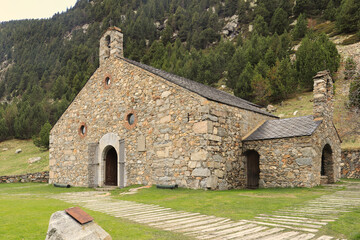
[[242, 121, 341, 188], [0, 171, 49, 183], [50, 56, 274, 190], [243, 136, 317, 188], [341, 149, 360, 178]]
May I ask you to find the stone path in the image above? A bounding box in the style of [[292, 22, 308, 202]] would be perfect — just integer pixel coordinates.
[[52, 182, 360, 240]]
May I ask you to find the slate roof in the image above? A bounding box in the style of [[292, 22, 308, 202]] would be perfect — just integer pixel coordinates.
[[243, 115, 322, 141], [123, 58, 276, 117]]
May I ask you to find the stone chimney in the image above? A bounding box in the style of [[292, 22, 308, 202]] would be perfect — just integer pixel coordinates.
[[313, 70, 334, 121], [99, 27, 123, 66]]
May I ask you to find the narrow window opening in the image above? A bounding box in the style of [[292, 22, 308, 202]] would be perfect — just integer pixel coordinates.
[[127, 113, 135, 125], [105, 35, 111, 48], [105, 77, 111, 85], [79, 124, 87, 137]]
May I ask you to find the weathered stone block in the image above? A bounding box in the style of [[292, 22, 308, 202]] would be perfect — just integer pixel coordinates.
[[192, 168, 210, 177], [137, 135, 146, 152], [208, 134, 221, 142], [191, 150, 208, 161], [214, 169, 224, 178], [188, 161, 197, 169], [161, 91, 171, 98], [193, 121, 212, 134], [296, 158, 312, 166], [159, 115, 171, 123]]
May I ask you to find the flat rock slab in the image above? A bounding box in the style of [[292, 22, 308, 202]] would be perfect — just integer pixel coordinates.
[[28, 157, 41, 164], [45, 210, 111, 240]]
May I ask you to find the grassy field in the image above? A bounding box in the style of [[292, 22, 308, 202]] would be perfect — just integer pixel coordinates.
[[1, 182, 360, 239], [0, 183, 190, 240], [273, 91, 314, 118], [0, 139, 49, 176]]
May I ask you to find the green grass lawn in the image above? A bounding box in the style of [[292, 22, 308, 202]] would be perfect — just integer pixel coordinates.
[[1, 182, 360, 239], [0, 139, 49, 176], [0, 183, 190, 240]]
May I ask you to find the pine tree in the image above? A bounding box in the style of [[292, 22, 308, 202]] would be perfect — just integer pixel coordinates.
[[253, 15, 269, 36], [324, 0, 336, 21], [270, 8, 289, 35], [292, 13, 308, 40], [336, 0, 360, 33], [235, 62, 254, 101]]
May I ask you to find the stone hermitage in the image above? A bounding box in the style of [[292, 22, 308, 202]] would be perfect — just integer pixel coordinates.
[[49, 27, 341, 189]]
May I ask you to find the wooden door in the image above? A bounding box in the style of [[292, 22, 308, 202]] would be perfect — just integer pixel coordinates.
[[105, 147, 117, 186], [247, 151, 260, 189]]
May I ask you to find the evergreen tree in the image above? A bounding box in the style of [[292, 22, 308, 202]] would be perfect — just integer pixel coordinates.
[[292, 14, 308, 40], [253, 15, 269, 36], [270, 8, 289, 35], [0, 117, 8, 141], [227, 48, 247, 89], [295, 33, 340, 89], [251, 71, 271, 105], [324, 0, 336, 21], [235, 62, 254, 101], [33, 121, 52, 149], [349, 73, 360, 108], [336, 0, 360, 33]]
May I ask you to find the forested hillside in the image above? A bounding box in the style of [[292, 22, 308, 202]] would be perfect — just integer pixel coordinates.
[[0, 0, 359, 144]]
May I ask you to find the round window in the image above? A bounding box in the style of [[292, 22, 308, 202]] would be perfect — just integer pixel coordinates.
[[105, 77, 111, 85], [127, 113, 135, 125]]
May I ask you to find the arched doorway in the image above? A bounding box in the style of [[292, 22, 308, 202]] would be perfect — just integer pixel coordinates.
[[245, 150, 260, 189], [321, 144, 334, 184], [104, 146, 118, 186]]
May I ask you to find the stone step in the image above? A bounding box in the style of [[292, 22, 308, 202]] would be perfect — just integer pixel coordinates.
[[197, 223, 257, 240], [149, 215, 210, 227], [188, 221, 247, 235], [220, 226, 268, 240], [155, 216, 217, 230], [136, 212, 201, 224], [316, 236, 334, 240], [178, 219, 231, 233], [255, 216, 327, 226], [164, 217, 226, 231], [244, 220, 319, 233], [257, 231, 301, 240], [258, 214, 332, 223], [290, 233, 316, 240], [115, 208, 172, 217], [237, 227, 284, 240]]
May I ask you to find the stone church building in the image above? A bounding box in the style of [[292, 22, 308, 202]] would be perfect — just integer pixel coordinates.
[[49, 27, 341, 190]]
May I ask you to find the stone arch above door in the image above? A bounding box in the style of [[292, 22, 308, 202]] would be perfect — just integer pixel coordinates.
[[97, 133, 126, 188]]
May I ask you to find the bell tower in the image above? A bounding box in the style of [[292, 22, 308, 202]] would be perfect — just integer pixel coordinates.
[[99, 27, 123, 65]]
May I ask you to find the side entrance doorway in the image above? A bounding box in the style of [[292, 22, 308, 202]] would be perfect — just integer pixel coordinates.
[[321, 144, 334, 184], [246, 150, 260, 189], [105, 146, 118, 186]]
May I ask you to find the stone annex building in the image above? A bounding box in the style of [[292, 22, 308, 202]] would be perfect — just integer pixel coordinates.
[[49, 27, 341, 190]]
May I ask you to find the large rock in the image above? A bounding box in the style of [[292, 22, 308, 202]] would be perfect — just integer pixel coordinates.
[[45, 210, 111, 240]]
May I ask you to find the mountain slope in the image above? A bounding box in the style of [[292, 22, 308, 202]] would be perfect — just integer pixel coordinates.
[[0, 0, 359, 141]]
